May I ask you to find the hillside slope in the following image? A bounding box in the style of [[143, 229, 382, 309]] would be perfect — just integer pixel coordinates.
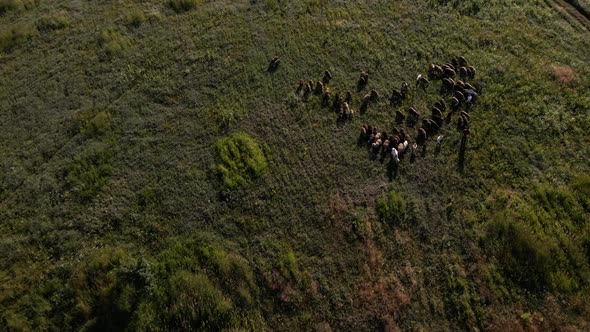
[[1, 0, 590, 330]]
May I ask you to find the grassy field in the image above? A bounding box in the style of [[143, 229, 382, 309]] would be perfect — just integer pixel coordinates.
[[1, 0, 590, 330]]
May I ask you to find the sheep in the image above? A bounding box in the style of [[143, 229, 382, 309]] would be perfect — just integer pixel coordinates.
[[370, 89, 379, 100], [428, 64, 443, 80], [464, 83, 476, 91], [432, 107, 442, 119], [360, 125, 368, 140], [408, 107, 420, 127], [442, 63, 455, 72], [416, 128, 427, 145], [345, 90, 353, 103], [360, 93, 371, 114], [457, 114, 469, 131], [296, 80, 305, 94], [390, 89, 403, 106], [451, 58, 459, 68], [459, 66, 468, 81], [333, 92, 341, 111], [372, 138, 383, 155], [322, 88, 331, 107], [366, 125, 374, 141], [429, 118, 440, 133], [302, 82, 312, 101], [460, 111, 470, 120], [381, 139, 390, 159], [433, 115, 443, 128], [268, 56, 281, 72], [458, 56, 468, 67], [398, 128, 406, 143], [455, 80, 466, 89], [467, 66, 476, 80], [441, 78, 455, 93], [340, 101, 353, 120], [416, 74, 429, 91], [400, 81, 409, 99], [443, 67, 456, 79], [322, 70, 333, 84], [454, 90, 465, 103], [358, 71, 369, 89], [435, 99, 446, 112], [314, 81, 324, 95], [450, 96, 460, 111], [395, 110, 406, 124]]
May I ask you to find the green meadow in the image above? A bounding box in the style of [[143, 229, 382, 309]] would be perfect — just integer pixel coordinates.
[[1, 0, 589, 330]]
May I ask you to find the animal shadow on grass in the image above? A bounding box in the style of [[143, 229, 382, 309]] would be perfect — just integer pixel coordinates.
[[387, 158, 399, 180], [458, 139, 466, 173]]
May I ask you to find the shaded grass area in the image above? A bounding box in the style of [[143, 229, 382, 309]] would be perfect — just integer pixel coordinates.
[[0, 0, 589, 330]]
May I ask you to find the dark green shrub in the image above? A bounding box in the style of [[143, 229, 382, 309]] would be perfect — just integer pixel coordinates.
[[67, 147, 113, 201], [98, 28, 130, 57], [0, 0, 36, 13], [0, 24, 35, 51], [167, 0, 202, 13], [214, 133, 267, 188], [124, 8, 146, 28], [486, 216, 553, 291], [377, 190, 413, 225], [72, 109, 113, 138], [36, 13, 69, 31]]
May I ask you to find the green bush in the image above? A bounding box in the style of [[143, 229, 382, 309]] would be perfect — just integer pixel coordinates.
[[124, 8, 146, 28], [215, 133, 268, 188], [98, 28, 130, 57], [36, 13, 70, 32], [72, 109, 113, 138], [486, 216, 553, 291], [377, 190, 413, 225], [0, 24, 35, 52], [167, 0, 202, 13], [0, 0, 36, 13], [67, 147, 113, 201]]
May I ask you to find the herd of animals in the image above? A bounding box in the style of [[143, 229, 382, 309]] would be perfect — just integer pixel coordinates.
[[273, 55, 482, 170]]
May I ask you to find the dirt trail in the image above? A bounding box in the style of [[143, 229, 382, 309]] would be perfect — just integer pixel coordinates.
[[548, 0, 590, 31]]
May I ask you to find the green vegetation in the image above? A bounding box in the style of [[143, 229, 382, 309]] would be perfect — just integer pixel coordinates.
[[215, 133, 268, 188], [0, 0, 35, 14], [167, 0, 202, 13], [0, 24, 35, 51], [67, 146, 113, 202], [35, 13, 69, 32], [98, 28, 130, 58], [1, 0, 589, 330], [377, 190, 414, 225]]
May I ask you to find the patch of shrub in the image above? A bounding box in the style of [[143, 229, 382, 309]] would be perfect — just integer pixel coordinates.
[[98, 28, 130, 57], [144, 239, 262, 330], [0, 24, 35, 52], [72, 109, 113, 138], [68, 248, 156, 331], [167, 0, 202, 13], [483, 189, 590, 293], [36, 13, 69, 32], [532, 184, 586, 224], [214, 133, 268, 188], [377, 190, 414, 225], [124, 8, 146, 28], [0, 0, 36, 14], [67, 146, 113, 202], [486, 215, 553, 291]]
